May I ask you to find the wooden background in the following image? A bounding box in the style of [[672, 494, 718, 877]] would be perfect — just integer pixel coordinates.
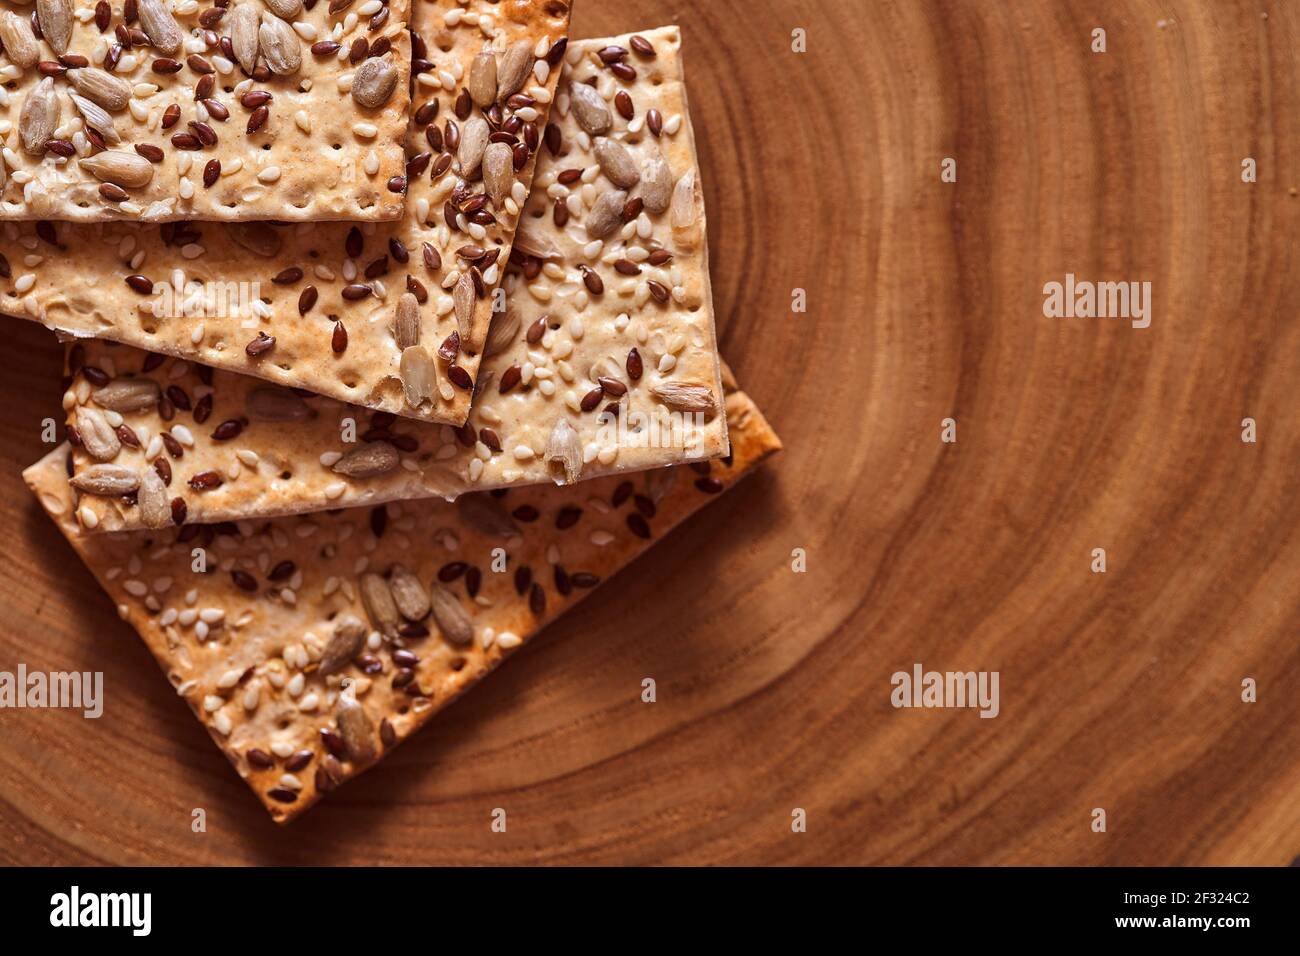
[[2, 0, 1297, 865]]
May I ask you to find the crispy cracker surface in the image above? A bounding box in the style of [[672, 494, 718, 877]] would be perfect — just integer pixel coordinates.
[[26, 383, 780, 822], [2, 0, 572, 425], [0, 0, 411, 222], [61, 26, 730, 533]]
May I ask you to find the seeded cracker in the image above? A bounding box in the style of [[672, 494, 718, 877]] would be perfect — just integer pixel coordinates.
[[0, 0, 413, 222], [60, 26, 731, 534], [1, 0, 573, 426], [25, 380, 781, 822]]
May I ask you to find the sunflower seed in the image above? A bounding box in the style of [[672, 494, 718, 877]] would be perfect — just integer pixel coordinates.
[[333, 441, 399, 478], [496, 39, 533, 101], [319, 614, 367, 674], [640, 152, 673, 214], [452, 272, 475, 340], [69, 94, 121, 145], [229, 4, 259, 74], [77, 407, 121, 461], [226, 221, 283, 257], [91, 378, 159, 412], [261, 0, 302, 19], [136, 0, 184, 55], [593, 137, 639, 189], [247, 386, 313, 422], [388, 564, 430, 621], [512, 226, 561, 261], [394, 292, 420, 350], [0, 12, 40, 69], [458, 116, 489, 178], [585, 189, 627, 239], [259, 16, 301, 75], [569, 82, 611, 136], [429, 584, 472, 646], [80, 150, 155, 189], [544, 419, 583, 485], [335, 693, 376, 762], [651, 381, 718, 416], [35, 0, 72, 55], [399, 346, 436, 406], [483, 310, 519, 357], [351, 55, 397, 109], [69, 463, 139, 496], [68, 68, 133, 113], [137, 466, 171, 529], [645, 464, 678, 502], [19, 78, 60, 155], [483, 142, 513, 205], [358, 572, 400, 639], [455, 493, 517, 538], [468, 48, 497, 107], [671, 170, 698, 233]]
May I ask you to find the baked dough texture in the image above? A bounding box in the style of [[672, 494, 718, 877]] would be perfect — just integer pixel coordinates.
[[26, 378, 781, 822], [0, 0, 412, 222], [59, 25, 731, 533], [2, 0, 573, 425]]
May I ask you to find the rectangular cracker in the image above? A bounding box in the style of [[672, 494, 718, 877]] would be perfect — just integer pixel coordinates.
[[59, 26, 730, 534], [0, 0, 413, 222], [1, 0, 573, 426], [25, 382, 782, 822]]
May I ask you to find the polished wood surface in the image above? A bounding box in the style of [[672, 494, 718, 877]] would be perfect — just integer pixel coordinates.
[[1, 0, 1297, 865]]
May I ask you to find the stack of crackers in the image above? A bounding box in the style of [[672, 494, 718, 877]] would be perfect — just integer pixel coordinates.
[[2, 0, 781, 822]]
